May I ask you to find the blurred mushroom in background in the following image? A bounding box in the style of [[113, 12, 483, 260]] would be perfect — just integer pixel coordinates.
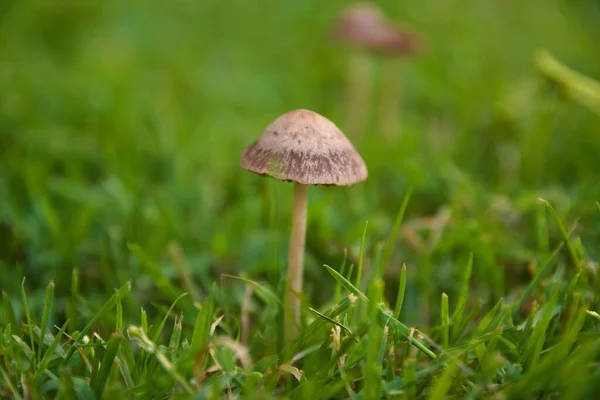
[[334, 3, 422, 140]]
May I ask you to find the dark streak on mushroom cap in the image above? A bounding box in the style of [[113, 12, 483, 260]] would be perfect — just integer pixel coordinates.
[[334, 3, 420, 55], [240, 109, 368, 186]]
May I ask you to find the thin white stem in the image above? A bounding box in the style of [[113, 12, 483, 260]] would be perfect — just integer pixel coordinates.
[[284, 183, 308, 343], [346, 51, 372, 137], [240, 283, 253, 346], [379, 58, 403, 140]]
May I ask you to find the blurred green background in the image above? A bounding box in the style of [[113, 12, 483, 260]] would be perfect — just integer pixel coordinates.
[[2, 0, 600, 326]]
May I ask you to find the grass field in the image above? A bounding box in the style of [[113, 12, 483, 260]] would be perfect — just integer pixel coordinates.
[[2, 0, 600, 398]]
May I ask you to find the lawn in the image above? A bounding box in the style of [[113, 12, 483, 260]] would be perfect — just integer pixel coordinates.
[[1, 0, 600, 398]]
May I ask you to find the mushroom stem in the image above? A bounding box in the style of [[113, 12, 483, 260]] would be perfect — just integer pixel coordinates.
[[346, 51, 371, 137], [379, 58, 403, 140], [285, 182, 308, 342]]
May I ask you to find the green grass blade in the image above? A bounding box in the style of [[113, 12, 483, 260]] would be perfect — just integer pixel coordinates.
[[334, 248, 348, 304], [168, 313, 184, 354], [394, 264, 407, 319], [364, 277, 384, 400], [0, 364, 22, 400], [190, 283, 216, 369], [2, 290, 16, 330], [379, 310, 436, 359], [454, 253, 473, 318], [20, 278, 36, 360], [441, 293, 449, 349], [370, 242, 385, 284], [540, 199, 581, 270], [562, 342, 600, 399], [403, 356, 417, 400], [535, 49, 600, 115], [37, 281, 54, 363], [556, 302, 587, 360], [524, 291, 559, 371], [474, 298, 504, 335], [586, 310, 600, 322], [324, 264, 366, 300], [221, 274, 282, 307], [117, 345, 135, 389], [72, 377, 97, 400], [284, 295, 358, 357], [382, 188, 412, 271], [308, 307, 354, 337], [564, 272, 581, 303], [346, 264, 355, 286], [514, 242, 563, 315], [68, 268, 79, 333], [116, 297, 123, 333], [35, 319, 69, 382], [452, 253, 473, 339], [355, 220, 369, 289], [58, 368, 77, 399], [151, 293, 187, 343], [140, 307, 148, 332], [427, 361, 459, 400], [92, 333, 123, 399], [65, 281, 131, 361], [536, 201, 549, 254], [128, 326, 195, 394]]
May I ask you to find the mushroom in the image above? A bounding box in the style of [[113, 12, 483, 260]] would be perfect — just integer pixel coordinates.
[[334, 3, 421, 139], [241, 109, 368, 342]]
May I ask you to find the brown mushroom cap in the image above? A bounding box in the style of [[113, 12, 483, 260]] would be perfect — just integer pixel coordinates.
[[241, 109, 368, 186], [335, 3, 420, 55]]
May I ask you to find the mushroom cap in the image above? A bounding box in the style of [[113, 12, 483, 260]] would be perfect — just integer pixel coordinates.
[[335, 3, 420, 55], [240, 109, 368, 186]]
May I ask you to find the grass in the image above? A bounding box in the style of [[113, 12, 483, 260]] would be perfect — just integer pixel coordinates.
[[2, 0, 600, 398]]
